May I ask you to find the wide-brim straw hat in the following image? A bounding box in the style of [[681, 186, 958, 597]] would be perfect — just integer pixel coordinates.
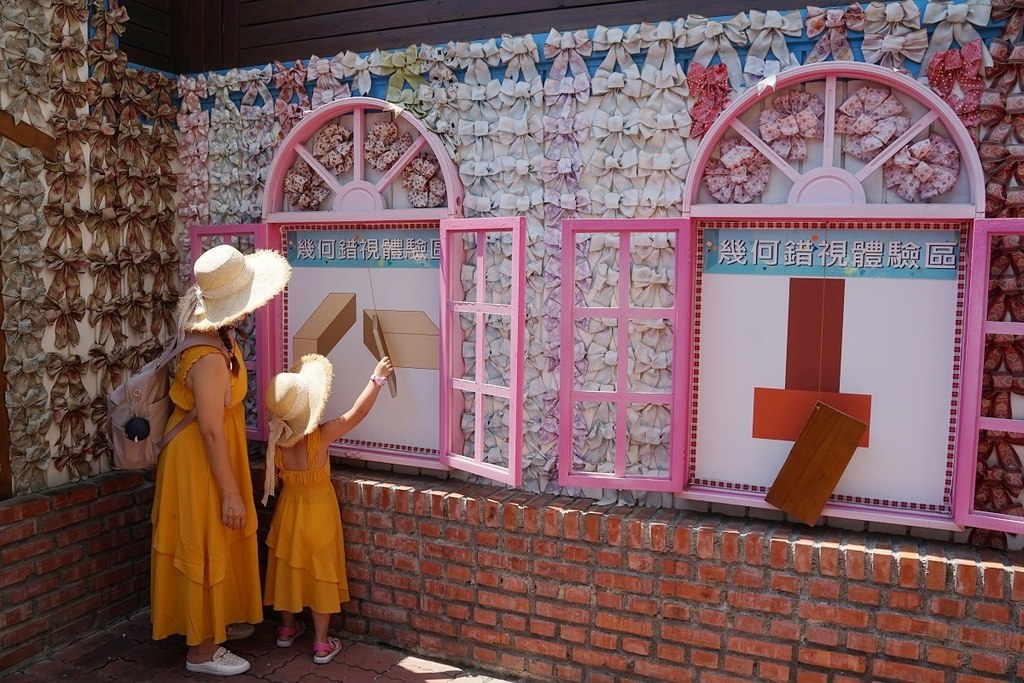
[[265, 353, 334, 448], [181, 244, 291, 332]]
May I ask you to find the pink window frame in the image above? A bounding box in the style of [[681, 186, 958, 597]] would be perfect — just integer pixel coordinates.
[[439, 216, 526, 486], [955, 217, 1024, 534], [189, 223, 283, 441], [558, 218, 692, 492]]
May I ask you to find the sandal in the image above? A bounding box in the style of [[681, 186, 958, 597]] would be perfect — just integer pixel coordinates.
[[312, 637, 343, 665], [276, 621, 306, 647]]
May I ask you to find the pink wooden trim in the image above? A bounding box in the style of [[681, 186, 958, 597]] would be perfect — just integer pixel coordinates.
[[954, 218, 1024, 534], [439, 216, 526, 487], [682, 62, 985, 217], [188, 223, 276, 441], [559, 218, 691, 492], [262, 97, 464, 220]]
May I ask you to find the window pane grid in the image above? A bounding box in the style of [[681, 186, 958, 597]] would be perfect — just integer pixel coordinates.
[[560, 219, 688, 492]]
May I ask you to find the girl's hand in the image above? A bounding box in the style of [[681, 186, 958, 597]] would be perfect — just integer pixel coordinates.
[[374, 356, 393, 378], [221, 494, 246, 530]]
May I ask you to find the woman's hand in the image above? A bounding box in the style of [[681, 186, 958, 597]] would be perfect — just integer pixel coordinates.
[[373, 356, 393, 379], [221, 493, 246, 530]]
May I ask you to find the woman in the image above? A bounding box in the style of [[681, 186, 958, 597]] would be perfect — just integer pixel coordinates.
[[150, 244, 291, 676]]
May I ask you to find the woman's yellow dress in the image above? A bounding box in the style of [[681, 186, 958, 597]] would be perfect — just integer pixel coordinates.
[[150, 344, 263, 645], [264, 427, 350, 614]]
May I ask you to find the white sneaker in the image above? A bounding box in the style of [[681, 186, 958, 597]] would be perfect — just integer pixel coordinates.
[[186, 647, 251, 676], [226, 623, 256, 641]]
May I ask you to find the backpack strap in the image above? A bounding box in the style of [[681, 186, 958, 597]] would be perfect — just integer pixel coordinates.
[[154, 332, 233, 449]]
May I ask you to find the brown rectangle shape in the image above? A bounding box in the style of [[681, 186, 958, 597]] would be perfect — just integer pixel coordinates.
[[363, 309, 439, 370], [764, 401, 867, 526], [753, 387, 871, 447], [787, 278, 845, 393], [294, 293, 356, 357]]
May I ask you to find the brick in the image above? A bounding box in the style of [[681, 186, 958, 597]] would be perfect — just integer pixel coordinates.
[[805, 626, 839, 646], [926, 645, 962, 668], [930, 596, 966, 618], [724, 654, 754, 676], [980, 563, 1006, 599], [769, 574, 801, 594], [0, 520, 35, 547], [798, 647, 866, 673], [0, 496, 48, 524], [808, 578, 840, 600], [731, 566, 765, 589], [660, 579, 720, 603], [690, 649, 720, 669], [884, 639, 920, 659], [727, 635, 792, 660], [846, 632, 878, 653], [924, 553, 948, 591], [971, 652, 1010, 675], [661, 623, 721, 649], [570, 646, 629, 671], [758, 661, 791, 682], [871, 660, 944, 682], [953, 560, 978, 597], [1, 536, 54, 564], [848, 584, 881, 605], [888, 590, 922, 611], [793, 538, 814, 573], [634, 659, 694, 682], [973, 602, 1010, 624], [844, 544, 867, 580], [897, 551, 921, 588]]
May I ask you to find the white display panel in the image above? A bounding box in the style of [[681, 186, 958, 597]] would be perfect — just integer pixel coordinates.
[[692, 225, 962, 515], [284, 227, 441, 458]]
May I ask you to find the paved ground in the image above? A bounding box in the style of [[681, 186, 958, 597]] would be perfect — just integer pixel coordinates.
[[9, 609, 523, 683]]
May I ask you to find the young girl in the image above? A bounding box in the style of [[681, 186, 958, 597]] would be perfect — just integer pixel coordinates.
[[261, 353, 393, 665]]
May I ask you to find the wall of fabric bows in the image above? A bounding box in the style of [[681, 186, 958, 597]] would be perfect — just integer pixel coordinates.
[[0, 0, 1019, 526]]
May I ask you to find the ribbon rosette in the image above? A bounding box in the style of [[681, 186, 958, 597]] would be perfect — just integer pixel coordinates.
[[688, 62, 732, 138], [805, 4, 866, 63], [449, 39, 500, 86], [758, 91, 825, 160], [338, 50, 373, 95], [882, 133, 962, 201], [273, 60, 310, 109], [980, 88, 1024, 144], [543, 29, 592, 112], [744, 10, 802, 86], [927, 40, 984, 134], [835, 87, 911, 161], [982, 370, 1024, 417], [306, 54, 350, 109], [922, 0, 993, 71], [44, 202, 85, 252], [861, 30, 929, 73], [371, 46, 426, 104], [499, 34, 539, 81], [986, 333, 1024, 375], [683, 13, 750, 90], [975, 433, 1024, 512], [703, 137, 771, 203]]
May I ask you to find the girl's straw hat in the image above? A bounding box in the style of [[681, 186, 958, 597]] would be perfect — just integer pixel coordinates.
[[179, 244, 291, 332], [262, 354, 333, 504]]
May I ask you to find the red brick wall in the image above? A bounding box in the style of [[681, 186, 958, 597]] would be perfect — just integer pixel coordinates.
[[0, 471, 153, 674], [3, 467, 1024, 681], [324, 471, 1024, 683]]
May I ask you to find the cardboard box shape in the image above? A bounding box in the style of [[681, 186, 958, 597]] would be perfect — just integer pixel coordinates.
[[294, 293, 356, 357], [363, 309, 439, 370], [764, 401, 867, 526]]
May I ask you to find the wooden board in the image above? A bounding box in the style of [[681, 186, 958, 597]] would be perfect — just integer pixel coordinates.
[[764, 401, 867, 525]]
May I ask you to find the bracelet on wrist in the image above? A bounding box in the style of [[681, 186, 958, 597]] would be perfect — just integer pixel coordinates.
[[370, 374, 387, 386]]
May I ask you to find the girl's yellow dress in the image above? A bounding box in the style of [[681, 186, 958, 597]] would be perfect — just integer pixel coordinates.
[[150, 344, 263, 645], [264, 427, 350, 614]]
